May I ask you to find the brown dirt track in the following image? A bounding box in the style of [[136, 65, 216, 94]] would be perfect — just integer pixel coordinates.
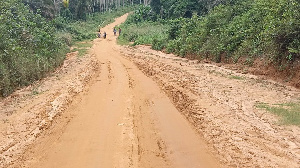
[[0, 14, 299, 168]]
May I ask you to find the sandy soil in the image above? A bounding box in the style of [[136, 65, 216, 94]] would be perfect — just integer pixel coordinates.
[[0, 14, 299, 168]]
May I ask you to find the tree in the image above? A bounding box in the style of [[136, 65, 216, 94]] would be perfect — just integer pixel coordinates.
[[150, 0, 160, 14], [22, 0, 57, 18]]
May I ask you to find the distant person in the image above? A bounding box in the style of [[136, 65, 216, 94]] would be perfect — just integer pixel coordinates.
[[97, 28, 101, 38], [103, 32, 107, 39], [113, 28, 117, 36], [118, 28, 121, 36]]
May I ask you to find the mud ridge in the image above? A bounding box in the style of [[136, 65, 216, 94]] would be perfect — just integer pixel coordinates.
[[121, 45, 300, 168]]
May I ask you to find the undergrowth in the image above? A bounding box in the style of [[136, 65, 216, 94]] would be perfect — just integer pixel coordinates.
[[117, 6, 169, 50], [118, 20, 169, 50], [120, 1, 300, 66]]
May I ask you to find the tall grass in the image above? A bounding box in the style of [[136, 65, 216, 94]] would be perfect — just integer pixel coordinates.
[[118, 19, 169, 50]]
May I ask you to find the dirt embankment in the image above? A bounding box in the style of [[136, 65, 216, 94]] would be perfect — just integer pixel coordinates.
[[236, 61, 300, 90], [185, 52, 300, 89], [120, 45, 300, 167], [0, 50, 99, 167]]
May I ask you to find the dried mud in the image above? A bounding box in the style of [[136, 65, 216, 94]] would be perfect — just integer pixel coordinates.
[[0, 51, 99, 167], [120, 45, 300, 167]]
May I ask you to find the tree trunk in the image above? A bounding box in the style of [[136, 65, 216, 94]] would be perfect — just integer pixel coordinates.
[[106, 0, 108, 11]]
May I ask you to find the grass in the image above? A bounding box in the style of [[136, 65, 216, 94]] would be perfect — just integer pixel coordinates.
[[229, 75, 244, 80], [256, 102, 300, 126], [117, 37, 131, 45], [72, 41, 93, 57], [118, 21, 169, 48], [74, 42, 93, 48], [72, 48, 89, 57]]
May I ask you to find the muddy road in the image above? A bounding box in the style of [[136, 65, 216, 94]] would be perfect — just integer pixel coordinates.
[[1, 14, 300, 168], [26, 14, 219, 168]]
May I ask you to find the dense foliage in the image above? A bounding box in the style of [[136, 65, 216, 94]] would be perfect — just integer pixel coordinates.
[[118, 5, 169, 51], [0, 0, 139, 97], [119, 19, 169, 50], [55, 7, 135, 44], [0, 0, 66, 96], [120, 0, 300, 66], [167, 0, 300, 64], [22, 0, 150, 20]]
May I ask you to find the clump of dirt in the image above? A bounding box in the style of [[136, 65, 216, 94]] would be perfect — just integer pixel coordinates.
[[0, 50, 99, 167], [121, 45, 300, 167]]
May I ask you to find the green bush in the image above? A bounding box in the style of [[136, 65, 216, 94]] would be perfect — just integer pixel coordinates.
[[152, 37, 167, 50], [0, 0, 67, 97], [164, 0, 300, 64]]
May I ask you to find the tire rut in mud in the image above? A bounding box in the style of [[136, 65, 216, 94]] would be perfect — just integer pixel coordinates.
[[120, 46, 300, 168]]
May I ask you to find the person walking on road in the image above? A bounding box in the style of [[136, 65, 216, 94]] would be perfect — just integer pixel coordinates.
[[113, 28, 117, 36], [118, 28, 122, 36], [103, 32, 107, 39]]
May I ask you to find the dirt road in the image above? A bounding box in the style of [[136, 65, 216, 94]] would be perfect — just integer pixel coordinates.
[[19, 14, 220, 168], [1, 14, 300, 168]]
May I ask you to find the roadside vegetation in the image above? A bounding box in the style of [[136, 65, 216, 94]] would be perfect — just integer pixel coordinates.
[[119, 21, 169, 49], [0, 0, 67, 97], [118, 0, 300, 126], [119, 0, 300, 64], [118, 6, 169, 50], [256, 102, 300, 126], [0, 0, 140, 97], [71, 41, 93, 57]]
